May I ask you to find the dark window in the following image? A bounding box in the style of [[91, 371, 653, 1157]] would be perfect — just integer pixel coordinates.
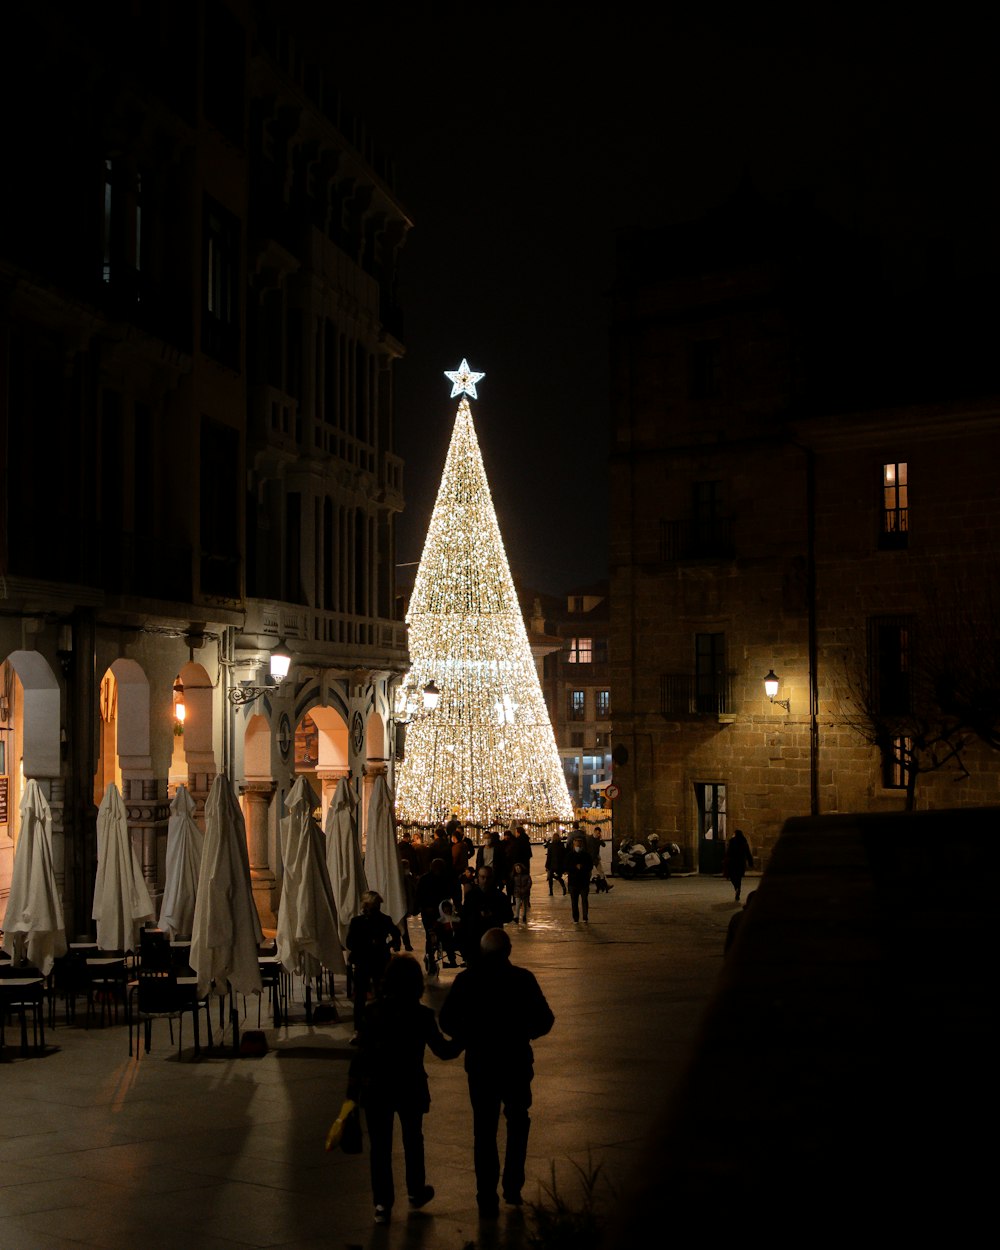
[[203, 0, 245, 145], [202, 195, 240, 368], [596, 690, 610, 719], [200, 416, 240, 597], [868, 616, 913, 714], [879, 462, 908, 549], [690, 339, 722, 399], [285, 492, 303, 604], [568, 690, 585, 721], [695, 632, 727, 715]]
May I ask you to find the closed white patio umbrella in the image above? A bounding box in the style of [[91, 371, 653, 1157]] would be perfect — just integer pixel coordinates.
[[276, 776, 344, 979], [364, 773, 407, 926], [2, 779, 67, 975], [92, 783, 154, 952], [158, 784, 204, 940], [324, 776, 365, 945], [190, 773, 263, 1002]]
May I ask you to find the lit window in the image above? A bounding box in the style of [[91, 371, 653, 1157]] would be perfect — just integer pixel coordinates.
[[882, 735, 912, 789], [880, 462, 908, 548], [567, 638, 593, 664]]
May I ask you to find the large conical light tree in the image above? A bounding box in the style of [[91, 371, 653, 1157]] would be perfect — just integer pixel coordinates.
[[395, 360, 574, 831]]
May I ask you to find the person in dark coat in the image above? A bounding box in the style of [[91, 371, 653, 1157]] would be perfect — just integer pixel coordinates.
[[414, 857, 459, 971], [564, 833, 593, 923], [509, 825, 533, 874], [723, 828, 754, 902], [544, 832, 567, 895], [347, 953, 462, 1224], [439, 928, 555, 1216], [427, 825, 451, 868], [476, 830, 509, 892], [345, 891, 402, 1035], [459, 865, 513, 964]]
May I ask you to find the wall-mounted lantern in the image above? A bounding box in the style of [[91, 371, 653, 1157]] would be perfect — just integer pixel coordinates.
[[763, 669, 791, 713]]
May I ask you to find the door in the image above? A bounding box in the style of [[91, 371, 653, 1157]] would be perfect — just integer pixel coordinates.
[[696, 782, 727, 874]]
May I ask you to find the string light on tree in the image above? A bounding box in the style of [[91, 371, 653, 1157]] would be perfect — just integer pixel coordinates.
[[395, 361, 574, 831]]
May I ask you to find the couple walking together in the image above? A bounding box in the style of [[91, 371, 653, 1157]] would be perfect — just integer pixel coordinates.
[[345, 927, 554, 1223]]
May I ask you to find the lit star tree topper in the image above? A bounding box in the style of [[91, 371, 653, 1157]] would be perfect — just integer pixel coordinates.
[[395, 363, 574, 831], [443, 358, 486, 399]]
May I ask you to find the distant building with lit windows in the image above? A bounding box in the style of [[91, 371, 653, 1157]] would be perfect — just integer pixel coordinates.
[[609, 181, 1000, 873], [527, 585, 612, 812]]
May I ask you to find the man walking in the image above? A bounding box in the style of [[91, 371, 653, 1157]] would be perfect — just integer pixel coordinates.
[[458, 864, 513, 964], [439, 928, 555, 1217]]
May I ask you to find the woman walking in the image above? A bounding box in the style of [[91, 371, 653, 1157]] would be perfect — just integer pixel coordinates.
[[347, 953, 462, 1224], [723, 828, 754, 902]]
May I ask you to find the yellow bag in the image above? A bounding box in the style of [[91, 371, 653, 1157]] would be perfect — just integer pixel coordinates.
[[325, 1099, 357, 1152]]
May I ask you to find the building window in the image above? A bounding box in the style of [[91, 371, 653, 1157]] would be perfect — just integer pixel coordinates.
[[868, 616, 912, 715], [882, 735, 912, 789], [570, 732, 584, 748], [879, 462, 908, 549], [695, 632, 727, 715], [568, 690, 585, 721], [199, 416, 240, 598], [566, 638, 593, 664], [689, 339, 722, 399], [202, 195, 240, 368], [596, 690, 610, 719]]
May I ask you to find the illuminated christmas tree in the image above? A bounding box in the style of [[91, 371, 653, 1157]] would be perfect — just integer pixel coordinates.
[[395, 360, 574, 831]]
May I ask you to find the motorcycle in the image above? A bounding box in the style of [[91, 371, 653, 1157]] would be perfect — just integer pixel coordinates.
[[614, 837, 680, 879]]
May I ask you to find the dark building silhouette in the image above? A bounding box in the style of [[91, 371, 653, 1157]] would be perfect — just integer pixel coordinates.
[[0, 1, 411, 934]]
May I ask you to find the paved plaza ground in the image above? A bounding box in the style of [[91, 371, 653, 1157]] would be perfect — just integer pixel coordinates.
[[0, 866, 735, 1249]]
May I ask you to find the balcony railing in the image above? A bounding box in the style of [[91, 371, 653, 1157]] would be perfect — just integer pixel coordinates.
[[660, 517, 734, 562], [660, 671, 736, 717]]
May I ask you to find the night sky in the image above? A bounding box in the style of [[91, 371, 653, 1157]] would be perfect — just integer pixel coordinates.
[[292, 2, 999, 596]]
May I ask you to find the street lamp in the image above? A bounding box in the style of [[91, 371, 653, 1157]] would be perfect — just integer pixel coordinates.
[[764, 669, 791, 714], [228, 640, 293, 706]]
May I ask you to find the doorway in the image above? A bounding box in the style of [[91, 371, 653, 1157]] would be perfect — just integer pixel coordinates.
[[696, 782, 727, 874]]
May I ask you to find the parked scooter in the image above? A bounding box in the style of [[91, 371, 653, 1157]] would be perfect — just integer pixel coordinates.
[[614, 835, 681, 879]]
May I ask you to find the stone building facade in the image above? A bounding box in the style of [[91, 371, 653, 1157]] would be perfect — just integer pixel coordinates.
[[0, 1, 410, 937], [609, 183, 1000, 873]]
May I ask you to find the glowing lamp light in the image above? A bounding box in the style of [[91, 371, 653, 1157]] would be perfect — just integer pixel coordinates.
[[764, 669, 790, 713], [422, 680, 441, 711], [269, 640, 292, 681], [173, 678, 186, 723]]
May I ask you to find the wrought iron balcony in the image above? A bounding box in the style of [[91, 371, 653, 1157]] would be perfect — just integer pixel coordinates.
[[660, 671, 737, 717]]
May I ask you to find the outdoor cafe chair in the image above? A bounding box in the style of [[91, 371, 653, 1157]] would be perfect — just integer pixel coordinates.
[[128, 967, 212, 1059], [85, 951, 129, 1028]]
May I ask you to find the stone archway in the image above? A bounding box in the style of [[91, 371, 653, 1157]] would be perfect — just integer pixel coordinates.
[[0, 651, 62, 911], [170, 660, 216, 827], [95, 658, 168, 894]]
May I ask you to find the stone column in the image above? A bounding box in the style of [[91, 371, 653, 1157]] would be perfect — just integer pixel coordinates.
[[243, 780, 278, 931], [361, 761, 387, 856], [121, 771, 169, 903], [316, 765, 350, 829]]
